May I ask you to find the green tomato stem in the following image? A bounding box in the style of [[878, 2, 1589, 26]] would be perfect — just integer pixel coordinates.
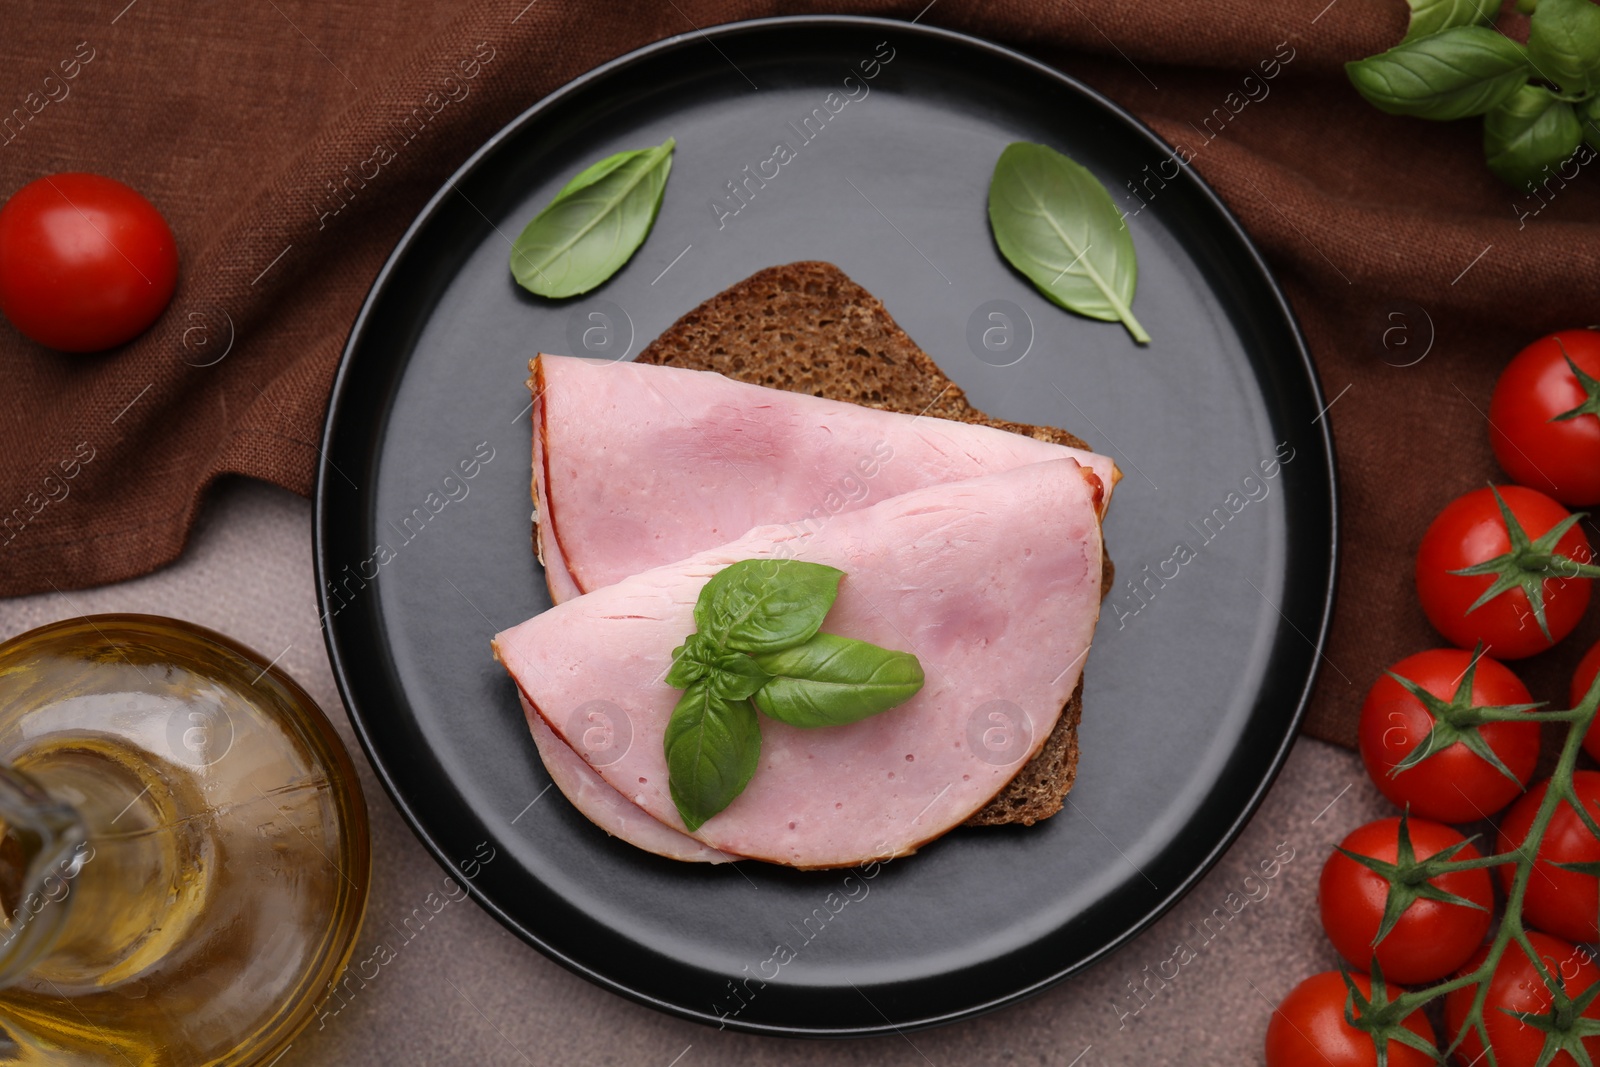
[[1381, 680, 1599, 1050], [1435, 849, 1522, 871], [1477, 707, 1585, 723]]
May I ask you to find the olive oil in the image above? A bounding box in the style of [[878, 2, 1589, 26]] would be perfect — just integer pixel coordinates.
[[0, 616, 368, 1066]]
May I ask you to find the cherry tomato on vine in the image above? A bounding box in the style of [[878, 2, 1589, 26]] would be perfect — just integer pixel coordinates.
[[1490, 329, 1600, 506], [1265, 971, 1436, 1067], [1576, 639, 1600, 763], [1443, 931, 1600, 1067], [1320, 817, 1493, 984], [1358, 648, 1539, 822], [1415, 486, 1595, 659], [1497, 771, 1600, 944], [0, 172, 179, 352]]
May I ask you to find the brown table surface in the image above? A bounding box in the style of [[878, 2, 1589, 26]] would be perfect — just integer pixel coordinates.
[[0, 478, 1384, 1066]]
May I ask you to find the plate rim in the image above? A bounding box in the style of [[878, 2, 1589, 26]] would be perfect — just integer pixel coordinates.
[[314, 13, 1339, 1037]]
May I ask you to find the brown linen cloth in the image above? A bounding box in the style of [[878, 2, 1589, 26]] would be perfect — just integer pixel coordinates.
[[2, 0, 1597, 748]]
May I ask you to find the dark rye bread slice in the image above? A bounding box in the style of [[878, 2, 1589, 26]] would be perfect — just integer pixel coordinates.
[[636, 260, 1113, 827]]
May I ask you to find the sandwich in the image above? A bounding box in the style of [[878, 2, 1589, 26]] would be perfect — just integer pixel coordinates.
[[493, 262, 1117, 866]]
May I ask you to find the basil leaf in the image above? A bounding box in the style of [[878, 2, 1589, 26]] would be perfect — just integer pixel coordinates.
[[666, 633, 770, 698], [1346, 27, 1530, 120], [664, 680, 761, 833], [553, 150, 641, 199], [1404, 0, 1497, 42], [694, 559, 843, 654], [751, 633, 925, 729], [1529, 0, 1600, 94], [665, 633, 714, 690], [1484, 84, 1584, 188], [510, 137, 675, 299], [987, 142, 1149, 345], [708, 652, 771, 701]]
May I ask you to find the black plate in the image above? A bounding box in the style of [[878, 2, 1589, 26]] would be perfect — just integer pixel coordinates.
[[316, 16, 1336, 1037]]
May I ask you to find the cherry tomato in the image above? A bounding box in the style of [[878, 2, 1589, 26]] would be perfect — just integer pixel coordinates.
[[1576, 639, 1600, 763], [1320, 817, 1493, 984], [1415, 486, 1593, 659], [1358, 648, 1539, 822], [1497, 772, 1600, 943], [1265, 971, 1436, 1067], [1444, 931, 1600, 1067], [0, 172, 178, 352], [1490, 329, 1600, 506]]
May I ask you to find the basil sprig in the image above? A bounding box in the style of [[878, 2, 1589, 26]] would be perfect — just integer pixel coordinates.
[[1348, 0, 1600, 190], [510, 137, 675, 298], [987, 142, 1150, 345], [663, 560, 925, 832]]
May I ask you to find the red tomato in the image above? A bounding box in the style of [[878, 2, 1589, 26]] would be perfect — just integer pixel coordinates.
[[1358, 648, 1539, 822], [1320, 817, 1493, 984], [1265, 971, 1436, 1067], [1444, 931, 1600, 1067], [1415, 486, 1593, 659], [1497, 772, 1600, 943], [1577, 639, 1600, 763], [1490, 329, 1600, 506], [0, 173, 178, 352]]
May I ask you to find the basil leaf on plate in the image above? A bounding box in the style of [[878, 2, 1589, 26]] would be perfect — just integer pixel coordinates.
[[1484, 84, 1583, 189], [1529, 0, 1600, 94], [664, 679, 762, 832], [1403, 0, 1497, 42], [1346, 27, 1529, 120], [751, 633, 925, 729], [694, 559, 843, 654], [509, 137, 675, 299], [987, 142, 1150, 345]]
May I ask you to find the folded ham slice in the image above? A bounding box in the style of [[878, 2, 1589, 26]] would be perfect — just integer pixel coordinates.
[[530, 354, 1116, 603], [520, 695, 735, 864], [494, 458, 1104, 869]]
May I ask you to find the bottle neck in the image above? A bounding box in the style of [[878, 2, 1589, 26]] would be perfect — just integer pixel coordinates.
[[0, 763, 88, 988], [0, 738, 202, 991]]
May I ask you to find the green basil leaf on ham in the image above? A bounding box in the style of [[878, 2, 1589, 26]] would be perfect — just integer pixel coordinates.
[[664, 680, 761, 833], [694, 559, 842, 654], [752, 633, 926, 728]]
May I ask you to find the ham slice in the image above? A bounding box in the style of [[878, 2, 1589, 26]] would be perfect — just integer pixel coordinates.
[[494, 458, 1104, 869], [530, 354, 1116, 603], [520, 694, 735, 864]]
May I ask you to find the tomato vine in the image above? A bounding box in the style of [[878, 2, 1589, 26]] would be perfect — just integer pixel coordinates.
[[1342, 671, 1600, 1066]]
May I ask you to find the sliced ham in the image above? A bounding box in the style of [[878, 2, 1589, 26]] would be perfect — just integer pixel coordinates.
[[530, 354, 1115, 603], [494, 458, 1104, 869], [519, 694, 735, 864]]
